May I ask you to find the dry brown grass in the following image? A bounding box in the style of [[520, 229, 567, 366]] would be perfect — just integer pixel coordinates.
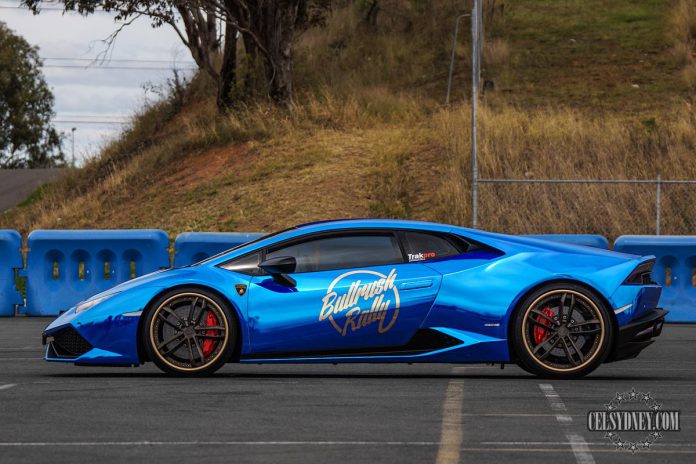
[[668, 0, 696, 88], [2, 1, 696, 239], [6, 90, 696, 238], [0, 85, 430, 236], [432, 104, 696, 236]]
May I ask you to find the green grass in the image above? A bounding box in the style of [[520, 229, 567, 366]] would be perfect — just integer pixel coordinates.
[[16, 183, 52, 208], [485, 0, 684, 113]]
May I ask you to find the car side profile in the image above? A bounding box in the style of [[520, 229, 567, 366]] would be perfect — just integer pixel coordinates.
[[42, 219, 667, 378]]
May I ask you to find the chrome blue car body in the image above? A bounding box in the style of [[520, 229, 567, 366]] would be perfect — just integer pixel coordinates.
[[43, 219, 664, 368]]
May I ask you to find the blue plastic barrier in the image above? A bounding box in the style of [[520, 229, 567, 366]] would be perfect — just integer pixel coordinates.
[[614, 235, 696, 322], [24, 230, 170, 316], [174, 232, 264, 267], [524, 234, 610, 249], [0, 230, 23, 317]]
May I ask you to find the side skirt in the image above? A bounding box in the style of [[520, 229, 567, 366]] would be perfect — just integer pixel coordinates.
[[240, 328, 461, 361]]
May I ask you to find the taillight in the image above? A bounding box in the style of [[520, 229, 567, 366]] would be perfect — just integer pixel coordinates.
[[624, 260, 656, 285]]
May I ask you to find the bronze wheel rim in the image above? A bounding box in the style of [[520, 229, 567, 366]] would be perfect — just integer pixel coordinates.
[[149, 293, 229, 372], [521, 289, 605, 373]]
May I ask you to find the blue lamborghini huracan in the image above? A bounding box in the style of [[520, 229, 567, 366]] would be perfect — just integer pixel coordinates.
[[43, 219, 666, 378]]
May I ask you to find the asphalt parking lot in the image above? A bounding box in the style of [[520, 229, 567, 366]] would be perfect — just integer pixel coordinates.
[[0, 318, 693, 464]]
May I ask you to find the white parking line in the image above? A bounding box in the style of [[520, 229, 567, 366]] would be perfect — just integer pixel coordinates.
[[539, 383, 572, 423], [435, 380, 464, 464], [0, 348, 42, 351], [566, 433, 595, 464], [0, 442, 692, 454], [0, 384, 16, 391], [0, 441, 438, 447], [539, 384, 595, 464], [483, 441, 696, 448]]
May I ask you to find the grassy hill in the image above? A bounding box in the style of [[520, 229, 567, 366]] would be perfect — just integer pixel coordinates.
[[2, 0, 696, 238]]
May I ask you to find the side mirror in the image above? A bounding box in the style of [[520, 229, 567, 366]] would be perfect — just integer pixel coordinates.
[[259, 256, 297, 287]]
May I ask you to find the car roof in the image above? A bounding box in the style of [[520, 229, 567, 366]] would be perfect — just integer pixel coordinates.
[[292, 218, 453, 233], [198, 219, 458, 266]]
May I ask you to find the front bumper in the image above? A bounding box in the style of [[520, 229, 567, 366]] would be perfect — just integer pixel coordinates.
[[607, 308, 668, 362], [42, 313, 143, 366], [43, 326, 93, 359]]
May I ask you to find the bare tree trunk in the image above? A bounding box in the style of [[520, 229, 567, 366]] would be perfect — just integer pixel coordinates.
[[207, 10, 219, 51], [259, 0, 301, 105], [217, 20, 237, 111], [176, 5, 220, 82], [242, 34, 259, 96]]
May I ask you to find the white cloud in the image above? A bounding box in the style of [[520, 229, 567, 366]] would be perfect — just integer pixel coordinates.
[[1, 1, 194, 164]]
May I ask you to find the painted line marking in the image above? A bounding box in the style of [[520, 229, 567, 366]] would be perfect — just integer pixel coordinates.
[[566, 433, 595, 464], [483, 441, 696, 448], [0, 441, 438, 447], [0, 357, 43, 361], [539, 383, 572, 423], [0, 384, 16, 391], [539, 384, 595, 464], [0, 348, 42, 351], [435, 380, 464, 464], [0, 442, 692, 453]]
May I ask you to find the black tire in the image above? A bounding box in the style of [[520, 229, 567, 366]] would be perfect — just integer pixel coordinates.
[[512, 283, 613, 379], [142, 287, 236, 376]]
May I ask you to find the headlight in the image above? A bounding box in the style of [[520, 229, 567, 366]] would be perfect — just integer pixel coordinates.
[[75, 293, 119, 314]]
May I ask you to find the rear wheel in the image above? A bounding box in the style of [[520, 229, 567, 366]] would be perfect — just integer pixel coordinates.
[[143, 288, 236, 376], [512, 283, 613, 379]]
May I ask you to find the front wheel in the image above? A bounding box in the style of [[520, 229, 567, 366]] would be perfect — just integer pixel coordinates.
[[143, 288, 236, 376], [512, 283, 613, 379]]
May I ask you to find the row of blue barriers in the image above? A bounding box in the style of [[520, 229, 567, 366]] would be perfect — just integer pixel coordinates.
[[0, 230, 263, 317], [0, 230, 694, 322]]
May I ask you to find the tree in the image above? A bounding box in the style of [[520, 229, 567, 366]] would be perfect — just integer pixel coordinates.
[[0, 22, 63, 168], [22, 1, 328, 110]]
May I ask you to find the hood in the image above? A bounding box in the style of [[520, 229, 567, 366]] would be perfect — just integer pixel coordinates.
[[78, 267, 197, 303]]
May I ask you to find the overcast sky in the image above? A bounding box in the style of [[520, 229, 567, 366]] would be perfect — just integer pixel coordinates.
[[1, 1, 195, 165]]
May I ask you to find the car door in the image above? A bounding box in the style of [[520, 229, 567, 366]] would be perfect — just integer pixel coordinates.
[[245, 231, 443, 356]]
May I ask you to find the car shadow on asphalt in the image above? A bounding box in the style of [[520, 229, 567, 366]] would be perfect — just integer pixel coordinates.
[[43, 371, 684, 382]]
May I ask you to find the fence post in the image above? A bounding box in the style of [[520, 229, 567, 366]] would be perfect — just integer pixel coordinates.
[[471, 0, 480, 229], [656, 175, 661, 235]]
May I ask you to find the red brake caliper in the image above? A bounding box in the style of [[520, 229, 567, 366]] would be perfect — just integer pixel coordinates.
[[202, 311, 219, 357], [533, 306, 554, 345]]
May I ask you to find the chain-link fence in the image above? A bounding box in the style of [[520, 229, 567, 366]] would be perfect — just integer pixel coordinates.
[[473, 178, 696, 236]]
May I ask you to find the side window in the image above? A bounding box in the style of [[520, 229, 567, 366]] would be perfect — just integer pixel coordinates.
[[219, 252, 264, 276], [265, 234, 403, 273], [400, 231, 461, 262]]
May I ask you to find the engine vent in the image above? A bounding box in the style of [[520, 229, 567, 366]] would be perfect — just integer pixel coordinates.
[[49, 327, 92, 358]]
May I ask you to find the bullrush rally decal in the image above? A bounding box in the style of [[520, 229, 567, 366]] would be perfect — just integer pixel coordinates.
[[320, 269, 400, 336]]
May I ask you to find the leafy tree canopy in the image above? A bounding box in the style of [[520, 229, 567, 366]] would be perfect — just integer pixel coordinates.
[[0, 22, 63, 168]]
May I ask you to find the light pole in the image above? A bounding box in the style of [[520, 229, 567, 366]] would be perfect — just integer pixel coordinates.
[[71, 127, 76, 167], [445, 1, 482, 229], [471, 0, 481, 229]]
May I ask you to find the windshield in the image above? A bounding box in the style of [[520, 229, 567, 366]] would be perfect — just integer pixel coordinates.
[[191, 226, 297, 266]]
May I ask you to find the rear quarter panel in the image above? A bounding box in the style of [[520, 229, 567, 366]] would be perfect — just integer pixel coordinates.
[[421, 249, 642, 362]]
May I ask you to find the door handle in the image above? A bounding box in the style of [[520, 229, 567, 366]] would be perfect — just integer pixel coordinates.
[[399, 280, 434, 290]]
